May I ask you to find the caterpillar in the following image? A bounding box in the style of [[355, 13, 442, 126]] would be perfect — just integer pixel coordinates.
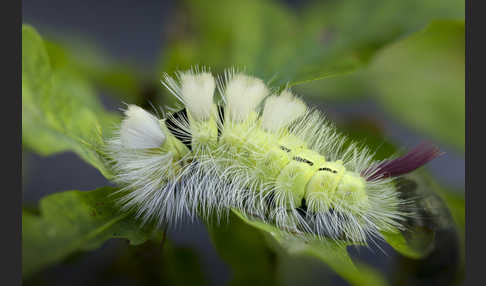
[[105, 68, 441, 245]]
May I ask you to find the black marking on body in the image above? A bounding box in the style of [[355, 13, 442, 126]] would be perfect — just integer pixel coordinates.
[[296, 198, 308, 219], [166, 108, 192, 150], [280, 145, 291, 153], [217, 105, 225, 139], [319, 167, 337, 174], [293, 156, 314, 166]]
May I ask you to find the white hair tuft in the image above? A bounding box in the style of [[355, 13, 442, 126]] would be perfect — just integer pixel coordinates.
[[262, 90, 307, 132], [224, 73, 269, 122], [180, 71, 215, 121], [120, 105, 166, 149]]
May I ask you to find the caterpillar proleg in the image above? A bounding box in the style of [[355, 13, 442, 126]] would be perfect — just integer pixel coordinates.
[[106, 68, 442, 245]]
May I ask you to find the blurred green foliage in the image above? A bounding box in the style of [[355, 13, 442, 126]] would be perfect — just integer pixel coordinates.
[[22, 187, 161, 278], [22, 25, 120, 178], [43, 38, 146, 103], [158, 0, 463, 87], [97, 237, 209, 286], [232, 211, 388, 286], [22, 0, 465, 285], [208, 213, 278, 286], [369, 20, 465, 151]]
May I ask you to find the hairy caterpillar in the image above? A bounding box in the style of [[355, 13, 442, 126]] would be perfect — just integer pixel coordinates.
[[106, 68, 441, 245]]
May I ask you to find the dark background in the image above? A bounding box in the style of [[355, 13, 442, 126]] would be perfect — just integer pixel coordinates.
[[22, 0, 465, 285]]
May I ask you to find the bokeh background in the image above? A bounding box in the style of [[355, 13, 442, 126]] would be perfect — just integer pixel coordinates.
[[22, 0, 465, 285]]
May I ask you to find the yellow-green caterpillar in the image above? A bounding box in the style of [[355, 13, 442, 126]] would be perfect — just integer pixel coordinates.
[[106, 68, 441, 244]]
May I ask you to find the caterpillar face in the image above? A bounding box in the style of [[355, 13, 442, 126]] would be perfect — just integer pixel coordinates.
[[106, 68, 441, 244]]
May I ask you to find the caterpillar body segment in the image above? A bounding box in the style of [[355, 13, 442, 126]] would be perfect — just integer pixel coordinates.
[[106, 69, 441, 244]]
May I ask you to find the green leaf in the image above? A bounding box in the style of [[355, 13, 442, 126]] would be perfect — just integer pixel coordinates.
[[159, 0, 362, 87], [162, 243, 210, 286], [384, 172, 464, 285], [299, 245, 388, 286], [43, 37, 145, 103], [158, 0, 297, 88], [159, 0, 464, 91], [22, 24, 120, 178], [378, 175, 442, 260], [22, 187, 158, 278], [380, 171, 462, 276], [275, 250, 334, 286], [438, 189, 465, 233], [207, 213, 278, 286], [91, 235, 209, 286], [433, 188, 465, 283], [287, 0, 464, 87], [412, 172, 465, 262], [381, 230, 435, 260], [232, 211, 388, 286], [368, 20, 465, 151]]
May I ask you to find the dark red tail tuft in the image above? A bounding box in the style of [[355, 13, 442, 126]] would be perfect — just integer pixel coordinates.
[[362, 142, 443, 181]]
